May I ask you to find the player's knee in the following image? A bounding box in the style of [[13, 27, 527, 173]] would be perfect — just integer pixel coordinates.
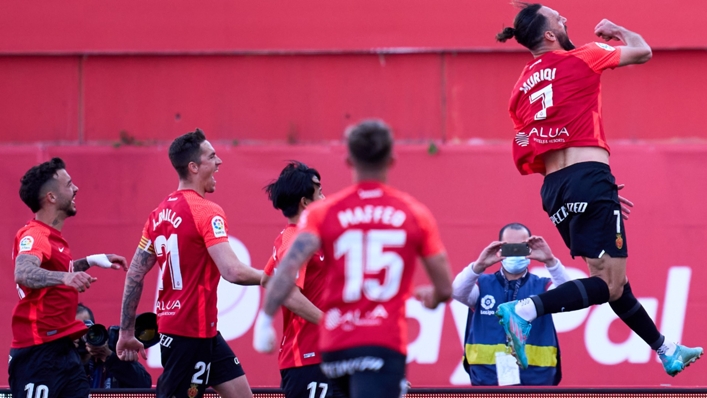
[[608, 282, 624, 302]]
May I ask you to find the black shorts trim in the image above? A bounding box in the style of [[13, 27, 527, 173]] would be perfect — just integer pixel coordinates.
[[321, 346, 407, 398], [156, 332, 245, 398], [541, 161, 628, 259], [280, 364, 345, 398], [9, 338, 89, 398]]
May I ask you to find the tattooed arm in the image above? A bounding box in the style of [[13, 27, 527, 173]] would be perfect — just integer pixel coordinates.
[[119, 248, 157, 332], [15, 254, 65, 288], [117, 248, 156, 361], [15, 254, 95, 291], [263, 232, 321, 316], [73, 258, 90, 272]]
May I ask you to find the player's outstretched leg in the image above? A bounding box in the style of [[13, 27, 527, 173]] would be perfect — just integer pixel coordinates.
[[495, 301, 532, 369], [659, 344, 704, 377]]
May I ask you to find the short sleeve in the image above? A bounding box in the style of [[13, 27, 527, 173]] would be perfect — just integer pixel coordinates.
[[138, 219, 155, 254], [297, 202, 326, 239], [17, 227, 51, 261], [575, 42, 621, 72], [294, 260, 308, 290], [263, 246, 277, 277], [409, 202, 445, 258], [190, 202, 230, 248]]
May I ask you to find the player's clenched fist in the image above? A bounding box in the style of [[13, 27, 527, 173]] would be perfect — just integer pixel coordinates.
[[594, 19, 623, 41], [414, 285, 441, 309], [62, 271, 97, 292], [117, 333, 147, 362]]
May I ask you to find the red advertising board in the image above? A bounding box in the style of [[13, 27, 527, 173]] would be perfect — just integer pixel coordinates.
[[0, 143, 705, 387], [2, 0, 706, 53]]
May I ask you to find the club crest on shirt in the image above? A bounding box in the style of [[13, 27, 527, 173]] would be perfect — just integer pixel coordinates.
[[187, 384, 199, 398], [212, 216, 226, 238], [19, 236, 34, 252], [616, 234, 624, 250], [595, 42, 616, 52]]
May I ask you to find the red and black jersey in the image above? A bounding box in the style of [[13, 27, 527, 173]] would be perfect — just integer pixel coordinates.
[[11, 220, 86, 348], [298, 181, 445, 355], [509, 42, 622, 175], [264, 224, 326, 369], [139, 189, 230, 338]]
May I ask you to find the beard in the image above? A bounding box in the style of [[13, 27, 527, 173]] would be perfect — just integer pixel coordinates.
[[556, 27, 575, 51], [59, 196, 77, 217]]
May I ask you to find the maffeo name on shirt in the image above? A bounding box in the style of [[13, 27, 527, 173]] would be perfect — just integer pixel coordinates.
[[338, 205, 406, 228]]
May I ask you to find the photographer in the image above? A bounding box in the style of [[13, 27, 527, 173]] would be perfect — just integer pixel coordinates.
[[452, 223, 570, 386], [76, 304, 152, 388]]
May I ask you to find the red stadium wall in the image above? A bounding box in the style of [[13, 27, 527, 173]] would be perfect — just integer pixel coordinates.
[[2, 51, 706, 143], [2, 0, 707, 144], [1, 144, 705, 387], [2, 0, 707, 52]]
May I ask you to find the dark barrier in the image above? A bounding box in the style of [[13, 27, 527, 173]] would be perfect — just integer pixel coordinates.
[[4, 388, 707, 398]]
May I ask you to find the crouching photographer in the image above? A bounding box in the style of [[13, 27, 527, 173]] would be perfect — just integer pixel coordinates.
[[76, 303, 155, 388]]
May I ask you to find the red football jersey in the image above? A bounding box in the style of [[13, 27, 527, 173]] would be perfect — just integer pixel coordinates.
[[509, 42, 622, 175], [11, 220, 87, 348], [139, 189, 230, 338], [264, 224, 326, 369], [298, 181, 445, 355]]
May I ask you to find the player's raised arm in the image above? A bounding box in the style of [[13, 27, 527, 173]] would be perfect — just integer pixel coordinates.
[[594, 19, 652, 66], [208, 242, 263, 285]]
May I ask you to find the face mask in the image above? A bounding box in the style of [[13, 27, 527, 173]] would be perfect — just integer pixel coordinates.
[[501, 256, 530, 274]]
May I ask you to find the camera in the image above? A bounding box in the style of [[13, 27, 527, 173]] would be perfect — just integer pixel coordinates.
[[83, 322, 119, 350], [79, 312, 160, 353], [500, 243, 531, 257]]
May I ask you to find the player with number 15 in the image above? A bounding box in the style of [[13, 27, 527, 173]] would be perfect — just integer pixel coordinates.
[[253, 120, 453, 398]]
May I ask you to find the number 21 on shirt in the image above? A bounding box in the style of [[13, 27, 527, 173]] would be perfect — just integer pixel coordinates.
[[335, 229, 406, 302], [155, 234, 183, 290]]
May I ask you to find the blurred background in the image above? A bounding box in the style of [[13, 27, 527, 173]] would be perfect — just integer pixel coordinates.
[[1, 0, 705, 387]]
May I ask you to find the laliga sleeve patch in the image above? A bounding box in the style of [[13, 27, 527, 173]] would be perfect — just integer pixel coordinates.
[[19, 236, 34, 252], [595, 42, 616, 51], [211, 216, 227, 238]]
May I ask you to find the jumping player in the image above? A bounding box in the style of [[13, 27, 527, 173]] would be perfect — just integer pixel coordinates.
[[494, 3, 702, 376]]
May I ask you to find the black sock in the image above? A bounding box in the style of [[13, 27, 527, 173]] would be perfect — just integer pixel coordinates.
[[609, 282, 664, 350], [531, 276, 610, 317]]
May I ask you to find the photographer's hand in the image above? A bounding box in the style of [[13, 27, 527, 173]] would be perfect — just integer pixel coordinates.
[[526, 236, 557, 266], [472, 241, 505, 273], [87, 342, 112, 362]]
